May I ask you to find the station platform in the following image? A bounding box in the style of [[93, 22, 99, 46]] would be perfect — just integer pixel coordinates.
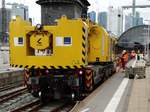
[[72, 63, 149, 112], [127, 67, 150, 112], [0, 64, 23, 73], [0, 64, 24, 88]]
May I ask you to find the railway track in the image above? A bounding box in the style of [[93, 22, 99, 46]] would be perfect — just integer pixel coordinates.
[[0, 71, 116, 112], [10, 100, 76, 112], [0, 86, 27, 104], [39, 101, 76, 112], [0, 92, 38, 111], [0, 85, 76, 112], [11, 99, 41, 112], [0, 82, 23, 92]]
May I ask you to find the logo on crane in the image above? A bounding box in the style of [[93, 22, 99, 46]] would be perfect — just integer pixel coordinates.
[[37, 38, 42, 45]]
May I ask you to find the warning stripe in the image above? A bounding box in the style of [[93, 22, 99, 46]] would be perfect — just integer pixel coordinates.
[[19, 65, 23, 68], [85, 69, 93, 90], [11, 65, 83, 69], [80, 65, 85, 68], [25, 65, 29, 68], [82, 35, 86, 41], [43, 66, 47, 69], [82, 50, 85, 56], [73, 66, 78, 69], [50, 66, 56, 69], [82, 58, 85, 63], [66, 66, 71, 69], [82, 42, 85, 48], [82, 27, 86, 33], [85, 79, 92, 87], [58, 66, 64, 69], [82, 28, 86, 65], [31, 66, 35, 69]]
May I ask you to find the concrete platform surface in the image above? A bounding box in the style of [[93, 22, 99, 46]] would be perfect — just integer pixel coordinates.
[[127, 67, 150, 112], [72, 71, 133, 112], [0, 64, 23, 73]]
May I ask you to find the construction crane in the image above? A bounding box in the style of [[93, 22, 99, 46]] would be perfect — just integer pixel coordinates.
[[1, 0, 6, 46]]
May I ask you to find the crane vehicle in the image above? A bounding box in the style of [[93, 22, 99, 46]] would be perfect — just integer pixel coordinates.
[[9, 16, 117, 101]]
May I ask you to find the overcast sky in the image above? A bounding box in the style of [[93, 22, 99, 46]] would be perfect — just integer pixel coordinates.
[[3, 0, 150, 24]]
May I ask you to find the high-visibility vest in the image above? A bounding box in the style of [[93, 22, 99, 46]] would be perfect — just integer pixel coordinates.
[[122, 53, 128, 62]]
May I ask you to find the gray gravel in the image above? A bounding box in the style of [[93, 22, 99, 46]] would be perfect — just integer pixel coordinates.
[[0, 93, 37, 112]]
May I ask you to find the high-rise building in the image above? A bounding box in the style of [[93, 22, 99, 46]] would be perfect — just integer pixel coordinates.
[[88, 11, 96, 22], [138, 17, 143, 25], [125, 14, 132, 31], [0, 3, 29, 45], [125, 12, 143, 31], [98, 12, 107, 29], [9, 3, 29, 20], [0, 8, 11, 44], [107, 6, 123, 36]]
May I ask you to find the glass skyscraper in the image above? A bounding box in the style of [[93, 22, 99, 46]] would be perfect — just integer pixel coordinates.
[[88, 11, 96, 22], [98, 12, 107, 29]]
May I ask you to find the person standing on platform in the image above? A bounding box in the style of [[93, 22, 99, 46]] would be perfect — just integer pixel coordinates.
[[116, 57, 122, 72], [121, 50, 128, 70], [130, 50, 136, 59]]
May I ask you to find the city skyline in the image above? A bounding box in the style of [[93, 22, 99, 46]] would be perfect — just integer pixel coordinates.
[[88, 8, 144, 36], [0, 3, 29, 44], [1, 0, 150, 24]]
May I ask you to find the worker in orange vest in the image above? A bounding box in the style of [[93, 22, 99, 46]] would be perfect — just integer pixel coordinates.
[[121, 50, 128, 70]]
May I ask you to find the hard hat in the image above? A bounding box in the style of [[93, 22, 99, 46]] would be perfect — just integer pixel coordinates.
[[122, 50, 126, 54], [131, 50, 135, 53]]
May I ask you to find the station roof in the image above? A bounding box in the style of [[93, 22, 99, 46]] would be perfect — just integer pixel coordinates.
[[118, 25, 150, 49]]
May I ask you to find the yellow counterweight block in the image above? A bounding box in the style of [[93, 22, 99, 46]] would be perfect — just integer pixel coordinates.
[[9, 16, 88, 69]]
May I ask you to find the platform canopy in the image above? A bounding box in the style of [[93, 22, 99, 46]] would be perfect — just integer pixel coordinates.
[[118, 25, 150, 50]]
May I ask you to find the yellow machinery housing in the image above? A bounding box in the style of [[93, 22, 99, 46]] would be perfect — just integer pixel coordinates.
[[9, 16, 88, 69], [9, 16, 116, 69], [88, 23, 110, 63]]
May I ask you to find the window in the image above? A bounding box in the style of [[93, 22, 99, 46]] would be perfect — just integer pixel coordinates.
[[18, 37, 23, 45], [64, 37, 71, 45], [14, 37, 24, 46]]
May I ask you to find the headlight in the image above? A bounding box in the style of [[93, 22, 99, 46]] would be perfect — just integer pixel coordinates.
[[79, 70, 83, 75]]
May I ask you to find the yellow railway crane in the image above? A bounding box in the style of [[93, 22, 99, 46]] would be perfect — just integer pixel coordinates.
[[9, 16, 117, 101]]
